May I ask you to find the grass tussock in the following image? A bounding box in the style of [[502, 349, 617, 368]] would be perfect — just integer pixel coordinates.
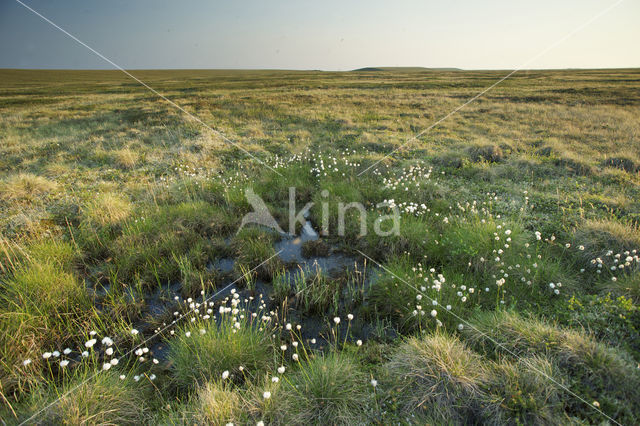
[[295, 268, 341, 315], [385, 333, 492, 423], [385, 333, 577, 424], [112, 147, 138, 169], [553, 152, 595, 176], [602, 156, 638, 173], [573, 218, 640, 263], [0, 173, 57, 202], [269, 352, 371, 425], [197, 380, 246, 425], [82, 192, 132, 227], [14, 368, 150, 424], [599, 272, 640, 302], [167, 314, 274, 390], [271, 268, 294, 304], [464, 310, 640, 423], [488, 356, 564, 425], [301, 239, 330, 257], [102, 201, 234, 285], [433, 149, 470, 168], [233, 227, 283, 280], [467, 143, 505, 163]]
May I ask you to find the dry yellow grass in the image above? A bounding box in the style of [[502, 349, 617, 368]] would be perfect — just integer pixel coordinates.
[[198, 380, 244, 424], [113, 147, 138, 169], [0, 173, 57, 202], [83, 192, 132, 226]]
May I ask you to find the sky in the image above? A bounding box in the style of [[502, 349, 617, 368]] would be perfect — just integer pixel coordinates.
[[0, 0, 638, 70]]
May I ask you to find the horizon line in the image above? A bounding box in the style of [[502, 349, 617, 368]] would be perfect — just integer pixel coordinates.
[[1, 66, 640, 73]]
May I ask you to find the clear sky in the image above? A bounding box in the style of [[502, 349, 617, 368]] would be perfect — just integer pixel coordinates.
[[0, 0, 638, 70]]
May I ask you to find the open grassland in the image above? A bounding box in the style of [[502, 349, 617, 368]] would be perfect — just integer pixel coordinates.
[[1, 68, 640, 424]]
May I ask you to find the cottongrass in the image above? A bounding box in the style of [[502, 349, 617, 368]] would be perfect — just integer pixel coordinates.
[[167, 300, 275, 390]]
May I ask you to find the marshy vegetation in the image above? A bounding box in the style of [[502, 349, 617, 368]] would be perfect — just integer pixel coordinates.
[[1, 68, 639, 424]]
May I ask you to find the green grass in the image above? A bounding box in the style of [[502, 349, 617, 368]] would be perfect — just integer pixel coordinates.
[[294, 267, 341, 316], [0, 240, 96, 396], [384, 333, 492, 422], [271, 267, 294, 305], [464, 310, 640, 423], [487, 356, 564, 424], [196, 380, 247, 425], [10, 365, 152, 424], [167, 310, 275, 391], [1, 68, 639, 424], [232, 227, 282, 280], [100, 201, 234, 287], [268, 352, 372, 425]]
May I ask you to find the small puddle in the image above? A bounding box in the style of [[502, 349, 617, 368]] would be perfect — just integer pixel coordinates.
[[275, 220, 318, 263], [274, 219, 354, 274], [146, 281, 182, 316], [209, 257, 235, 274], [101, 217, 388, 350]]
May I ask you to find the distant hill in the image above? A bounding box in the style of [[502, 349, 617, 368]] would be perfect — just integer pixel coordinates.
[[353, 66, 461, 72]]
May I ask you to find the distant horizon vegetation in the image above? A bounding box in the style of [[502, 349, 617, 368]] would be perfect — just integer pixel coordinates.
[[1, 66, 639, 72]]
